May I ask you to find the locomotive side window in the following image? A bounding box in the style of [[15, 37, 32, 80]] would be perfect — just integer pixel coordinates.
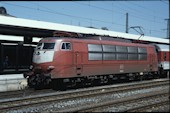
[[116, 46, 128, 53], [138, 47, 147, 53], [87, 44, 147, 61], [103, 53, 116, 60], [88, 44, 102, 52], [139, 54, 147, 60], [138, 47, 147, 60], [128, 54, 138, 60], [88, 44, 102, 60], [103, 45, 116, 60], [103, 45, 116, 52], [116, 46, 128, 60], [128, 46, 138, 53], [61, 42, 71, 50], [117, 53, 128, 60], [127, 46, 138, 60], [88, 53, 102, 60]]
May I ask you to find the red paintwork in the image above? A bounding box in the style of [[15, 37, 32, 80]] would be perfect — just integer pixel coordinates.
[[157, 51, 170, 62], [33, 38, 158, 79]]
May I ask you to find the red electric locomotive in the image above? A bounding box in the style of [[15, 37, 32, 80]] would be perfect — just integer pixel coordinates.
[[24, 36, 169, 89]]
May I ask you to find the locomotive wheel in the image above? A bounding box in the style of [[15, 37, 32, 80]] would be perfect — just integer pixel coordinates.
[[28, 75, 49, 89], [28, 76, 37, 88], [52, 79, 66, 91]]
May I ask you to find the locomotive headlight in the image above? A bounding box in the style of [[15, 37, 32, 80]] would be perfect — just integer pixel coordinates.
[[29, 65, 33, 70], [47, 66, 55, 71]]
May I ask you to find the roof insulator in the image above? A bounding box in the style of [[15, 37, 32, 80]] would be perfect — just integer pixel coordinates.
[[0, 7, 7, 15]]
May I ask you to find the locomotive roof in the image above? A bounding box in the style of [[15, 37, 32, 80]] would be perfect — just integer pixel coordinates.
[[40, 37, 155, 48], [40, 36, 132, 43], [154, 44, 170, 52]]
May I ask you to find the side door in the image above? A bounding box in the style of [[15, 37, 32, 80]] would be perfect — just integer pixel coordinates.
[[73, 42, 83, 76], [150, 47, 156, 71]]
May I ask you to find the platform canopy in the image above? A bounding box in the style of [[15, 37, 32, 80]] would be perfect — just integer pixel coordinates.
[[0, 15, 169, 44]]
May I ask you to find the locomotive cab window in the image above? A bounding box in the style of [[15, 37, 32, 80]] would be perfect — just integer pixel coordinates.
[[43, 43, 55, 49], [61, 42, 71, 50], [36, 43, 42, 50], [36, 43, 55, 50]]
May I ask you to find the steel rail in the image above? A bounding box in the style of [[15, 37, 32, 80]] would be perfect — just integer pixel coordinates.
[[58, 90, 169, 112], [124, 100, 169, 112], [0, 78, 168, 101], [0, 88, 55, 100], [0, 78, 168, 100], [0, 79, 169, 112]]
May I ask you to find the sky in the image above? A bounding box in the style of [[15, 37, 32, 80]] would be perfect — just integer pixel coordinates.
[[0, 1, 169, 38]]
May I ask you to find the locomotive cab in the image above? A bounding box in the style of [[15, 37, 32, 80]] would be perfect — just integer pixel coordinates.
[[24, 38, 57, 88], [33, 42, 55, 69]]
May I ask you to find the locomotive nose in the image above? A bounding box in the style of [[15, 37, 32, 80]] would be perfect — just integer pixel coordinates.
[[33, 50, 55, 64], [33, 42, 55, 64]]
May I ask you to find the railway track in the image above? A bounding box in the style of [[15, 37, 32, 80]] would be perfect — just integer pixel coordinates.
[[0, 78, 167, 100], [124, 99, 169, 112], [61, 90, 169, 112], [0, 88, 55, 100], [0, 78, 169, 112]]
